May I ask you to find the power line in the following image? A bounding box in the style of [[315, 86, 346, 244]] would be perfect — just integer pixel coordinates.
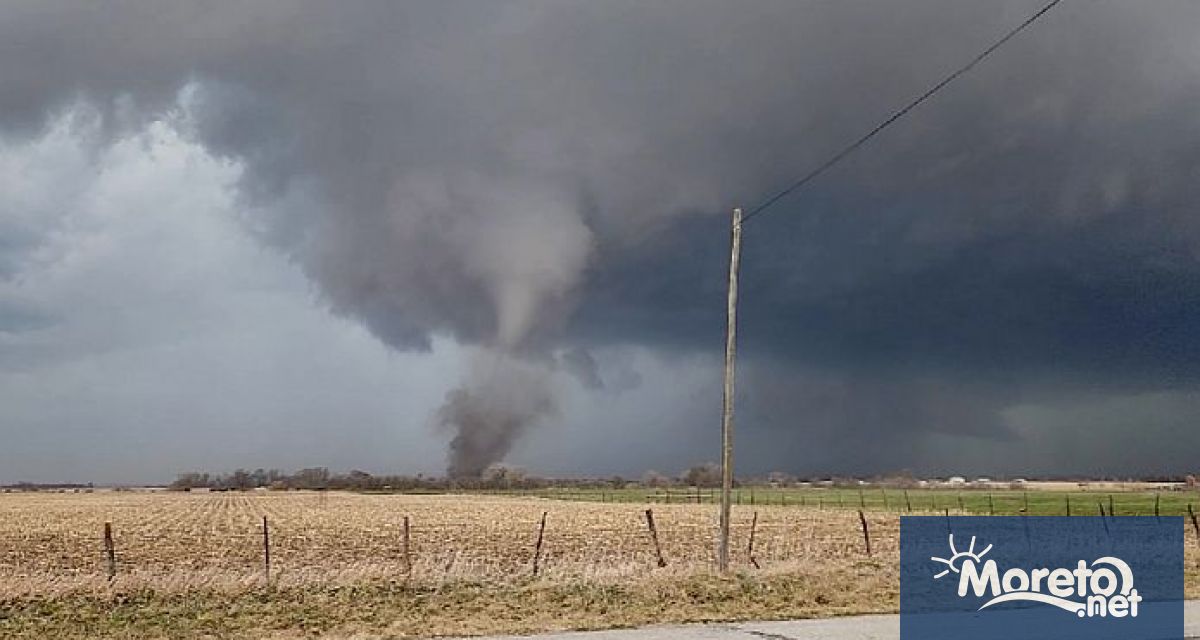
[[741, 0, 1064, 225]]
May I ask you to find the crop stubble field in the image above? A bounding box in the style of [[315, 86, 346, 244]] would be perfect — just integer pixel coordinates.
[[0, 490, 1196, 639], [2, 491, 891, 593]]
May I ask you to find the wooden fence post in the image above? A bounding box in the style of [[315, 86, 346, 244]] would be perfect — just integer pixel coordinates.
[[103, 522, 116, 581], [988, 493, 995, 516], [262, 515, 271, 585], [1188, 504, 1200, 547], [747, 511, 760, 569], [1109, 494, 1115, 517], [1023, 491, 1029, 514], [882, 489, 890, 511], [403, 515, 412, 574], [1022, 510, 1032, 551], [957, 494, 965, 514], [644, 509, 667, 568], [1154, 493, 1161, 519], [904, 490, 912, 513], [532, 511, 548, 576], [858, 510, 871, 556], [858, 487, 865, 509], [1065, 495, 1071, 517]]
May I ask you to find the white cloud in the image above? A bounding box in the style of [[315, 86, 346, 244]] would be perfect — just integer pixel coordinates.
[[0, 107, 463, 484]]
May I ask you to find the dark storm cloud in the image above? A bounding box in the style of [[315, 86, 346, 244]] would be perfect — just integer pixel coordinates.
[[583, 200, 1200, 386], [3, 0, 1200, 474]]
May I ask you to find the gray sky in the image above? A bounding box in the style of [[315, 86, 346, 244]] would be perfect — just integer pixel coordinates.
[[2, 1, 1200, 484]]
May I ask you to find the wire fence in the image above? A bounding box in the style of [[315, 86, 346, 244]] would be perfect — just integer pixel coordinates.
[[1, 489, 1197, 597]]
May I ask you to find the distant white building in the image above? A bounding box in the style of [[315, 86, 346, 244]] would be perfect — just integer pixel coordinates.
[[947, 476, 966, 485]]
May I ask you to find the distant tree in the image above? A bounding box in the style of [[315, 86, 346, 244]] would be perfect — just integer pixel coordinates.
[[641, 470, 670, 488], [228, 469, 253, 490], [169, 472, 210, 491], [331, 469, 376, 490], [766, 471, 794, 487], [293, 467, 331, 489], [251, 468, 269, 487], [682, 463, 722, 488], [482, 464, 527, 488]]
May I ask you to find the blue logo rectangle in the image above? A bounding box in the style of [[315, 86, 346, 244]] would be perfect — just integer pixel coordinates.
[[900, 516, 1182, 640]]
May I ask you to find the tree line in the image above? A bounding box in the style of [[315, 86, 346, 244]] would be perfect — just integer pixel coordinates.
[[168, 463, 745, 492], [168, 465, 1195, 493]]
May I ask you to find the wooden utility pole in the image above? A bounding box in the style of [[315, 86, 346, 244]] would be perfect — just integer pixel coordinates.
[[718, 207, 743, 573]]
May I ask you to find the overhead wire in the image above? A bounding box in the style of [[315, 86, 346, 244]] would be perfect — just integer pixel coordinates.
[[740, 0, 1064, 225]]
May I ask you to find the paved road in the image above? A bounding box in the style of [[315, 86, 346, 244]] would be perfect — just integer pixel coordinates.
[[457, 601, 1200, 640]]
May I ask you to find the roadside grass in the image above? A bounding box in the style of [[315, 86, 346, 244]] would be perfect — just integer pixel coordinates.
[[1, 566, 897, 639]]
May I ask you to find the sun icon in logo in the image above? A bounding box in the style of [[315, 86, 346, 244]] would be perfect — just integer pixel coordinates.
[[930, 534, 992, 580]]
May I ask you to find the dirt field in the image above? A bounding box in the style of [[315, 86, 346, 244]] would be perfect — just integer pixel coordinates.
[[0, 491, 898, 638], [0, 490, 1194, 639], [0, 490, 901, 593]]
